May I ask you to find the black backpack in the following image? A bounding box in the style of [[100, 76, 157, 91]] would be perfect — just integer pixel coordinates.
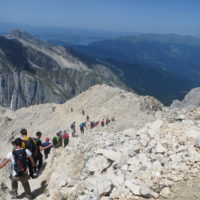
[[52, 136, 58, 146], [12, 149, 28, 176], [23, 137, 37, 157]]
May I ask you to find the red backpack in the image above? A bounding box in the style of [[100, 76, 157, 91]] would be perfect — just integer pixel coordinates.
[[63, 133, 69, 139]]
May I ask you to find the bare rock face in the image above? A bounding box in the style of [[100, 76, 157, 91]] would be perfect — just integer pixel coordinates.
[[0, 30, 126, 110], [171, 87, 200, 109]]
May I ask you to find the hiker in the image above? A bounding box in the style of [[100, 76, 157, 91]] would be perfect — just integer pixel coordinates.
[[80, 122, 86, 134], [86, 115, 90, 121], [35, 131, 52, 172], [35, 131, 43, 173], [94, 121, 99, 127], [70, 107, 73, 112], [59, 131, 63, 147], [42, 137, 52, 159], [0, 138, 35, 200], [63, 130, 69, 147], [21, 129, 37, 178], [82, 109, 85, 115], [101, 119, 105, 127], [106, 117, 110, 125], [70, 121, 76, 137], [52, 132, 62, 148], [111, 117, 115, 122]]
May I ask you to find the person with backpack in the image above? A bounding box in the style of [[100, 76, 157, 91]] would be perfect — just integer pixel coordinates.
[[62, 130, 69, 147], [80, 122, 86, 134], [34, 131, 43, 173], [21, 129, 37, 178], [42, 137, 52, 159], [35, 131, 52, 172], [52, 132, 62, 148], [59, 131, 63, 147], [70, 122, 76, 137], [0, 138, 35, 200]]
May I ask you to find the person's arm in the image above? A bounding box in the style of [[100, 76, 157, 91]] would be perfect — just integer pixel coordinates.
[[0, 159, 9, 169], [28, 156, 36, 167], [39, 144, 52, 151]]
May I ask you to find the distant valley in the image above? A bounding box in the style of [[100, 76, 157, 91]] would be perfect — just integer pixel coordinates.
[[71, 34, 200, 105]]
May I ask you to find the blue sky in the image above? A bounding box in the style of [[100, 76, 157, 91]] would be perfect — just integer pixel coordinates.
[[0, 0, 200, 35]]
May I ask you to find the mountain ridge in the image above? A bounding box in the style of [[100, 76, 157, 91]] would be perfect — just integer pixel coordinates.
[[0, 30, 127, 110]]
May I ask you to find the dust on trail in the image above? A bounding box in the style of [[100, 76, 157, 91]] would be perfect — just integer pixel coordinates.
[[159, 175, 200, 200]]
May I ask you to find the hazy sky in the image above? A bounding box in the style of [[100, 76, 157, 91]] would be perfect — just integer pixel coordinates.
[[0, 0, 200, 35]]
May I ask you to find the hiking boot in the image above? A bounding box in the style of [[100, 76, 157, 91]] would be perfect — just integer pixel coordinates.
[[30, 174, 37, 179], [26, 195, 33, 200], [10, 190, 18, 199]]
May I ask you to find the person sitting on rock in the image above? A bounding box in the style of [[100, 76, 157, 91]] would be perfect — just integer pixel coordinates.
[[0, 138, 35, 200]]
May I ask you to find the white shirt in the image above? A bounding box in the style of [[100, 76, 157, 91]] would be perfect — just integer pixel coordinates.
[[7, 148, 32, 176]]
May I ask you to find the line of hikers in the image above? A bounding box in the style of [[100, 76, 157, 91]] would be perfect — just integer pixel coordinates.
[[0, 115, 115, 199], [0, 128, 70, 200], [70, 116, 115, 136]]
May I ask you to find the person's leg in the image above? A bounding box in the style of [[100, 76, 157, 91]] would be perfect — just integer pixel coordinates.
[[10, 176, 19, 198], [45, 153, 48, 159], [28, 160, 34, 177], [37, 154, 43, 172], [20, 174, 32, 199], [64, 139, 67, 147]]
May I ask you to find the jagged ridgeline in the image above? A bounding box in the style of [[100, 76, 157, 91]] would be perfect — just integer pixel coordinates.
[[0, 30, 126, 110]]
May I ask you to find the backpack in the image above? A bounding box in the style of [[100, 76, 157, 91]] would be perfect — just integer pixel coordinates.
[[80, 123, 84, 128], [63, 133, 69, 139], [12, 149, 28, 176], [23, 137, 37, 157], [71, 124, 74, 129], [52, 136, 61, 148]]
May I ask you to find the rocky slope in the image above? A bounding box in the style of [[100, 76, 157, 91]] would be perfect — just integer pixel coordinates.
[[1, 85, 200, 200], [171, 87, 200, 108], [0, 30, 126, 110]]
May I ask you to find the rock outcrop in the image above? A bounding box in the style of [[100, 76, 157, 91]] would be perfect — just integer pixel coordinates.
[[171, 87, 200, 109]]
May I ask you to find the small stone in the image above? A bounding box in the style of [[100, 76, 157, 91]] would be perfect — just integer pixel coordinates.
[[160, 187, 171, 198], [125, 181, 140, 195], [154, 143, 166, 154], [97, 179, 114, 197]]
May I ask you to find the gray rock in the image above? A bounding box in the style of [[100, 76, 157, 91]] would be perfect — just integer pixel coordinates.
[[96, 179, 114, 197], [140, 185, 152, 198]]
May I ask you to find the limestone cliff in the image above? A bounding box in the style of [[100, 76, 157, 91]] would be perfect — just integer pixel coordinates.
[[0, 30, 126, 109]]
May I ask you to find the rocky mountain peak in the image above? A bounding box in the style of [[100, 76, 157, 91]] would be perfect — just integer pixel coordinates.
[[8, 29, 50, 49]]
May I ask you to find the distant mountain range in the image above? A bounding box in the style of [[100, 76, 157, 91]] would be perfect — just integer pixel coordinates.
[[0, 29, 125, 109], [72, 34, 200, 105], [0, 22, 133, 45], [1, 26, 200, 107]]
